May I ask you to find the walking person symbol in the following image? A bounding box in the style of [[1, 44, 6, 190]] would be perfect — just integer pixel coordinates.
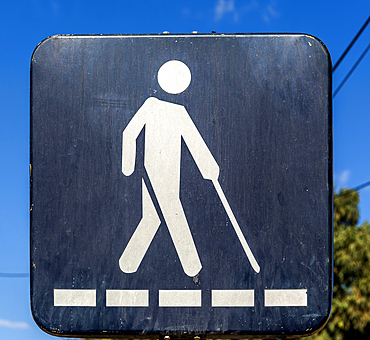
[[119, 60, 260, 277]]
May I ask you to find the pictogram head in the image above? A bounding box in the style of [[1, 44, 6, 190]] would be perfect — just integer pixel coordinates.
[[157, 60, 191, 94]]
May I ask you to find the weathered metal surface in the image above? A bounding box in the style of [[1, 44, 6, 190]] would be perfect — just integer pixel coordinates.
[[30, 33, 332, 338]]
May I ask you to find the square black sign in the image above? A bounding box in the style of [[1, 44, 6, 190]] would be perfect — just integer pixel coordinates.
[[30, 34, 332, 338]]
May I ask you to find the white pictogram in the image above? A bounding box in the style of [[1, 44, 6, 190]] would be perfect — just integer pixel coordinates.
[[119, 60, 260, 277]]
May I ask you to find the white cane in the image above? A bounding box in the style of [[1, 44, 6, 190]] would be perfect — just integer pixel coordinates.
[[212, 179, 260, 273]]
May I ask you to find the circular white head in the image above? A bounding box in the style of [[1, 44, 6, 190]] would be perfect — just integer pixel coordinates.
[[157, 60, 191, 94]]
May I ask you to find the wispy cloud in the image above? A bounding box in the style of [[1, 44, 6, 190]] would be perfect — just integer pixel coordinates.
[[51, 1, 60, 16], [0, 318, 29, 330], [214, 0, 238, 22], [261, 0, 280, 23], [181, 7, 191, 18], [336, 170, 351, 186], [214, 0, 279, 24]]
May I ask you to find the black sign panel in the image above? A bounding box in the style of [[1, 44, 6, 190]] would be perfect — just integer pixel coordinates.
[[30, 34, 332, 338]]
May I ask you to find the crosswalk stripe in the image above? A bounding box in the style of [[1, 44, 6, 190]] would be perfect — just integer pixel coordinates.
[[212, 290, 254, 307], [264, 289, 307, 307], [159, 290, 201, 307], [54, 289, 96, 307], [106, 289, 149, 307]]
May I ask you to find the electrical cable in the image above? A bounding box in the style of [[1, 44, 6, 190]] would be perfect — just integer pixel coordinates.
[[0, 272, 29, 278], [332, 17, 370, 199], [335, 180, 370, 198], [333, 42, 370, 98], [333, 15, 370, 72]]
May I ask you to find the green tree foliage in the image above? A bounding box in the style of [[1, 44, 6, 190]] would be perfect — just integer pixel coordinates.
[[308, 188, 370, 340]]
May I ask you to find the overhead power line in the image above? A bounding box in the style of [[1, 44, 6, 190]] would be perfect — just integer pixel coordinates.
[[352, 180, 370, 192], [335, 180, 370, 198], [333, 42, 370, 98], [0, 272, 29, 278], [333, 15, 370, 72]]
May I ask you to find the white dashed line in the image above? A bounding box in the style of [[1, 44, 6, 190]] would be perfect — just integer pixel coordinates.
[[54, 289, 96, 307], [106, 289, 149, 307], [212, 290, 254, 307], [159, 290, 201, 307], [264, 289, 307, 307]]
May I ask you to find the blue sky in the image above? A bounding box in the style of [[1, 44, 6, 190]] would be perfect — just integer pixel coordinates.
[[0, 1, 369, 339]]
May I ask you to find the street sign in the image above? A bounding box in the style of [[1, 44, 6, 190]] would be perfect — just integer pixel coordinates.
[[30, 34, 332, 338]]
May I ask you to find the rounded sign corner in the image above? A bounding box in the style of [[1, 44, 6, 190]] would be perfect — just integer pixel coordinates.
[[30, 303, 60, 337], [31, 35, 63, 65], [304, 33, 333, 68]]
